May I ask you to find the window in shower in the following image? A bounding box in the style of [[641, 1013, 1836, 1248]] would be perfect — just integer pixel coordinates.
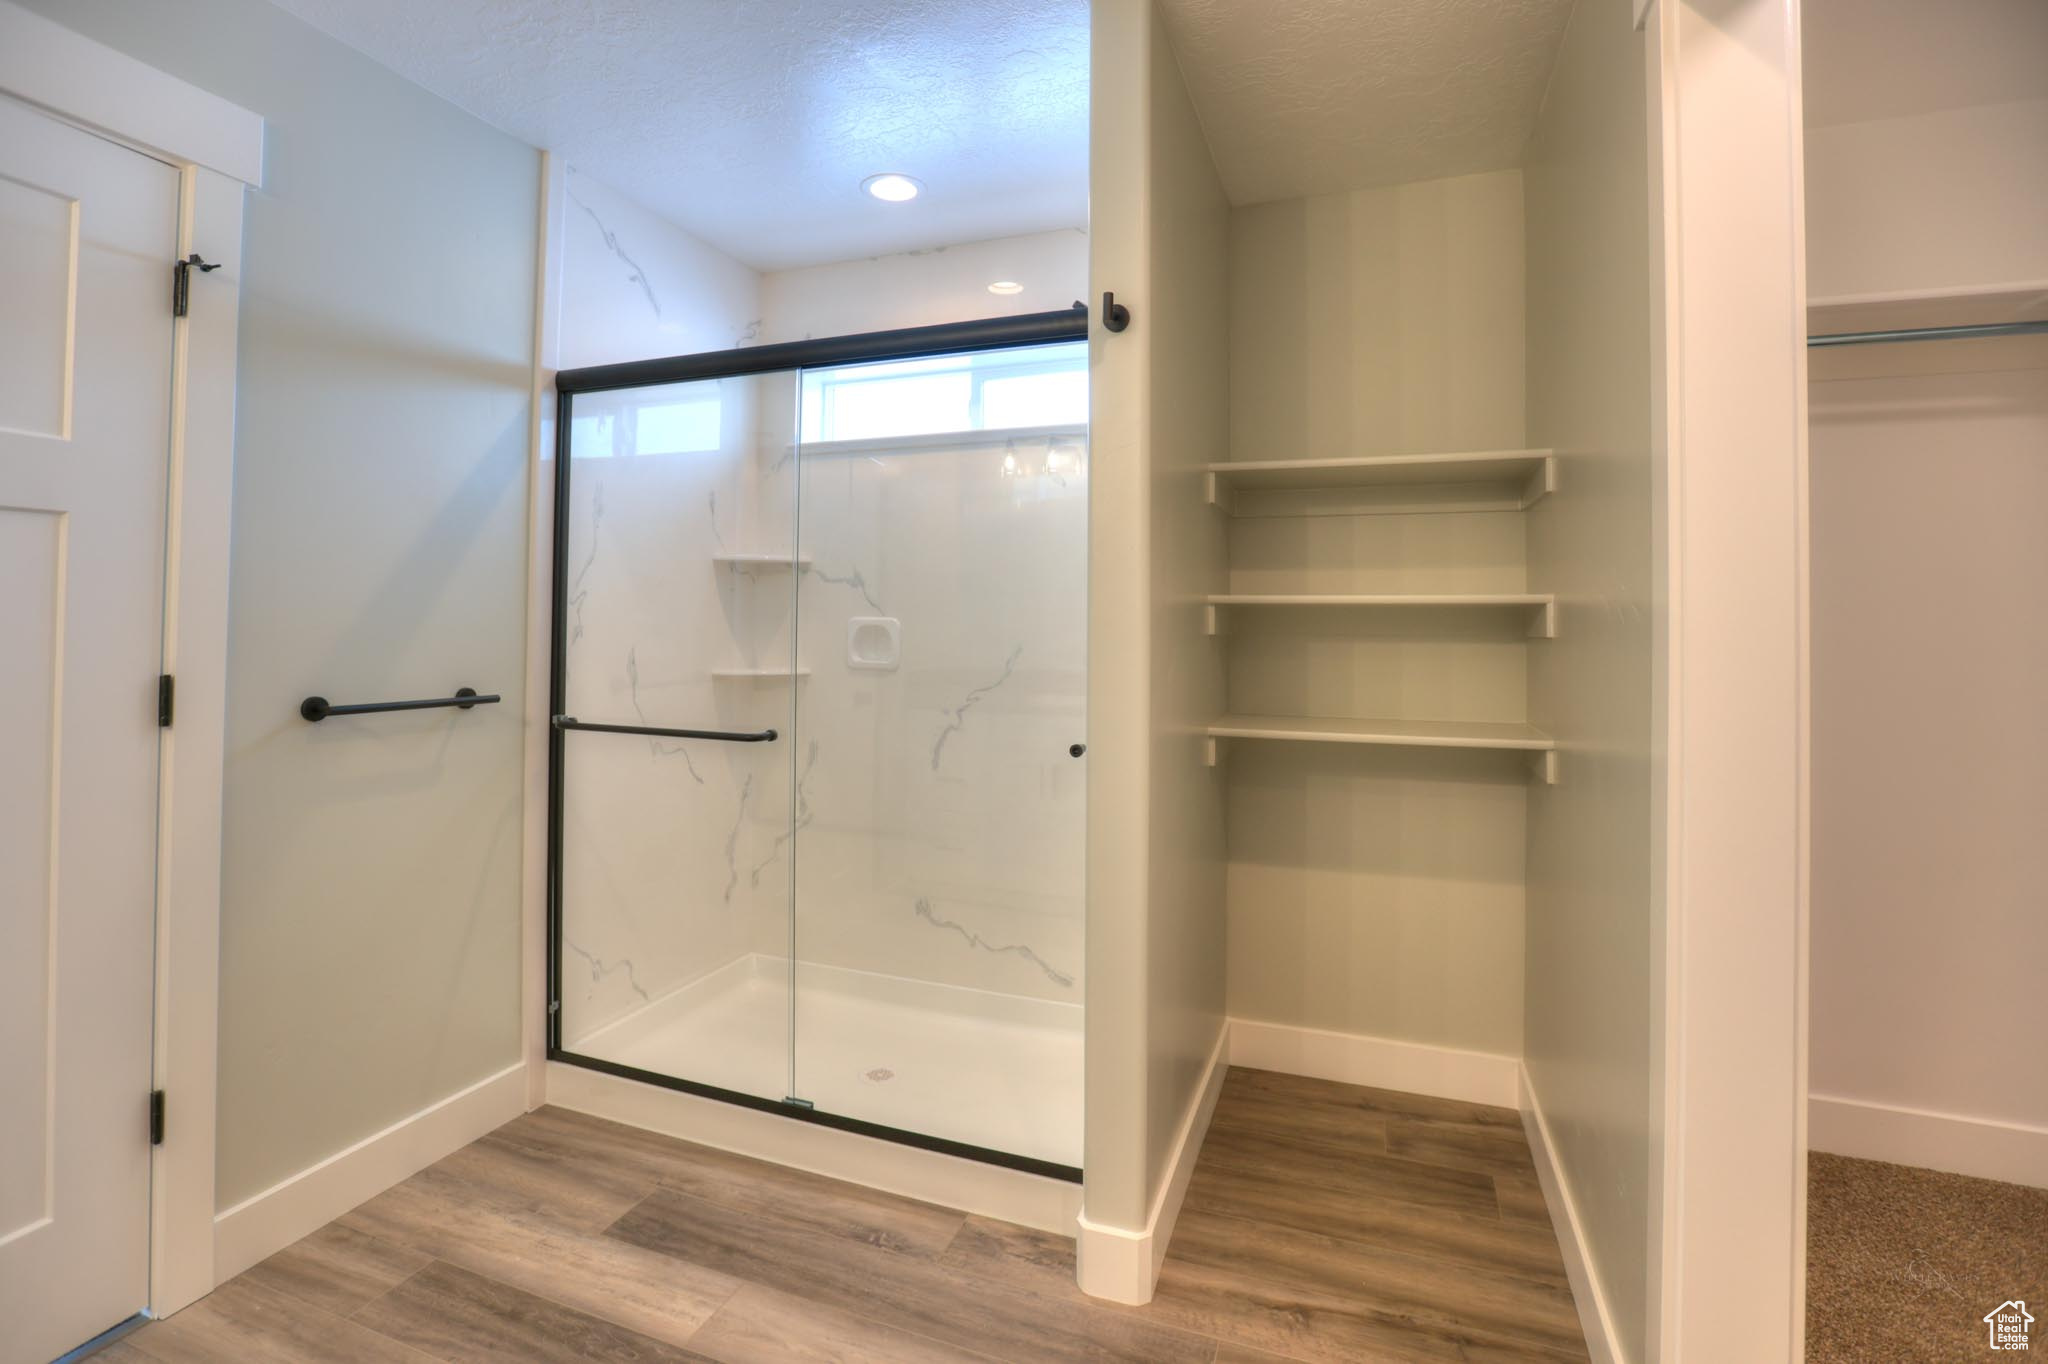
[[804, 343, 1088, 440], [549, 318, 1087, 1178]]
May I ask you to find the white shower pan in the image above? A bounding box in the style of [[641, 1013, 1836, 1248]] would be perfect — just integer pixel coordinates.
[[570, 955, 1084, 1170]]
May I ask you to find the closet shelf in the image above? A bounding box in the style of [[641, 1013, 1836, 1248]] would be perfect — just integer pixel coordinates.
[[1203, 593, 1557, 638], [1204, 714, 1558, 783], [1806, 283, 2048, 340], [709, 667, 811, 680], [711, 553, 813, 571], [1204, 449, 1554, 516]]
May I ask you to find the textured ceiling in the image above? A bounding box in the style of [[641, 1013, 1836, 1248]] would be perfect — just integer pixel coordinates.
[[265, 0, 1089, 270], [1803, 0, 2048, 128], [1157, 0, 1576, 206]]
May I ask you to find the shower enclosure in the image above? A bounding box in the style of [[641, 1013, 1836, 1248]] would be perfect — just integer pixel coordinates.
[[547, 311, 1088, 1177]]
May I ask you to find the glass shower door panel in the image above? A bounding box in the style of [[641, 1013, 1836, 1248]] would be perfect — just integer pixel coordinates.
[[557, 373, 800, 1105], [789, 343, 1088, 1168]]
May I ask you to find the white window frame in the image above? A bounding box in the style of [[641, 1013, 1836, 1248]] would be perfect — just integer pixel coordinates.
[[806, 342, 1089, 441]]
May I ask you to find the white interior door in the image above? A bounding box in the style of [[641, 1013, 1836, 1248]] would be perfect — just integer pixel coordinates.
[[0, 96, 179, 1363]]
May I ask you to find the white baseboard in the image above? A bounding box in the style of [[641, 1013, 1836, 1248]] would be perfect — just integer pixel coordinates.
[[1076, 1024, 1230, 1306], [544, 1061, 1084, 1236], [1810, 1093, 2048, 1189], [1519, 1066, 1623, 1364], [1228, 1016, 1520, 1109], [212, 1061, 528, 1283]]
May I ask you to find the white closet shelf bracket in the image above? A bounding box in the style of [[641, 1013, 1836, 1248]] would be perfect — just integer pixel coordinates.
[[1521, 456, 1558, 509], [1203, 469, 1232, 516]]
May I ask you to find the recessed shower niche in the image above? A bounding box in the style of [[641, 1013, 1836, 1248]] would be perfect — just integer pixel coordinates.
[[548, 323, 1089, 1175]]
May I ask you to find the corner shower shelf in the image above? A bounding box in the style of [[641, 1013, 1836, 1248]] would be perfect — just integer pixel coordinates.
[[712, 553, 813, 571], [709, 666, 811, 680], [1204, 449, 1555, 516], [1203, 593, 1557, 639], [1203, 714, 1558, 783]]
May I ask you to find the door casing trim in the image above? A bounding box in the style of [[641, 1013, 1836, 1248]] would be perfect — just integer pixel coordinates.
[[0, 0, 264, 1320]]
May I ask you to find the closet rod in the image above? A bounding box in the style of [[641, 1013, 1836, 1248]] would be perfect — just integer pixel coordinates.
[[1808, 319, 2048, 348]]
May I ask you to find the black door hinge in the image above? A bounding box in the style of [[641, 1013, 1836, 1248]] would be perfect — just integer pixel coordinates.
[[171, 253, 220, 318], [158, 674, 174, 727], [149, 1090, 166, 1146]]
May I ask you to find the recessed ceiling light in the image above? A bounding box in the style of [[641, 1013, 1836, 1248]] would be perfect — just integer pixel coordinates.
[[988, 281, 1024, 296], [862, 173, 922, 203]]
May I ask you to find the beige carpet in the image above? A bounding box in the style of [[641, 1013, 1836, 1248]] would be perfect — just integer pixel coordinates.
[[1808, 1152, 2047, 1362]]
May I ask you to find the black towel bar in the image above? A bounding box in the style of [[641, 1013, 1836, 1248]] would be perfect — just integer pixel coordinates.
[[553, 716, 777, 743], [301, 687, 499, 722]]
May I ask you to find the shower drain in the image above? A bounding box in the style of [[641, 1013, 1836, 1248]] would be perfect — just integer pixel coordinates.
[[863, 1067, 895, 1083]]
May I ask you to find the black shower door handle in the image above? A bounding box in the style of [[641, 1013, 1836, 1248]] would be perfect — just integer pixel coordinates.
[[552, 716, 778, 743]]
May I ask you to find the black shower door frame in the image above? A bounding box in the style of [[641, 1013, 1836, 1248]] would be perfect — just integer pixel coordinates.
[[546, 305, 1091, 1182]]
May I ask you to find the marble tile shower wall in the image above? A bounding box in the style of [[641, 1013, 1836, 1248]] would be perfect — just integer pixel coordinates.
[[559, 374, 798, 1044], [792, 431, 1088, 1005], [560, 385, 1088, 1047]]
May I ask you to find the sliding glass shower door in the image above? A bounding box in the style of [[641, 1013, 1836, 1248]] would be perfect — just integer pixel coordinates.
[[553, 369, 802, 1106], [551, 322, 1086, 1175], [786, 344, 1088, 1167]]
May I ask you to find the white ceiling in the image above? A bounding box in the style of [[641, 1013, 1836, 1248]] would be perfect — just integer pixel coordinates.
[[269, 0, 1603, 264], [1802, 0, 2048, 128], [1156, 0, 1577, 206], [266, 0, 1089, 271]]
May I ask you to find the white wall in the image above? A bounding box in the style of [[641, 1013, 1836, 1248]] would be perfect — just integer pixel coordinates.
[[785, 425, 1089, 1007], [1081, 0, 1231, 1250], [17, 0, 538, 1210], [559, 179, 1089, 362], [549, 169, 779, 1052], [558, 166, 762, 368], [1808, 336, 2048, 1185], [553, 371, 798, 1050], [1139, 0, 1232, 1225], [1802, 0, 2048, 303], [1802, 2, 2048, 1187], [1228, 174, 1527, 464], [760, 229, 1088, 343], [549, 176, 1090, 1176], [556, 397, 1093, 1047], [1522, 1, 1656, 1358], [1223, 171, 1530, 1057], [1805, 100, 2048, 303], [1653, 0, 1810, 1354], [764, 228, 1098, 1026], [555, 181, 1093, 1040]]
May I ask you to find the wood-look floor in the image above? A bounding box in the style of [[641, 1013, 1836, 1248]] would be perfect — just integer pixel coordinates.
[[105, 1067, 1589, 1363]]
